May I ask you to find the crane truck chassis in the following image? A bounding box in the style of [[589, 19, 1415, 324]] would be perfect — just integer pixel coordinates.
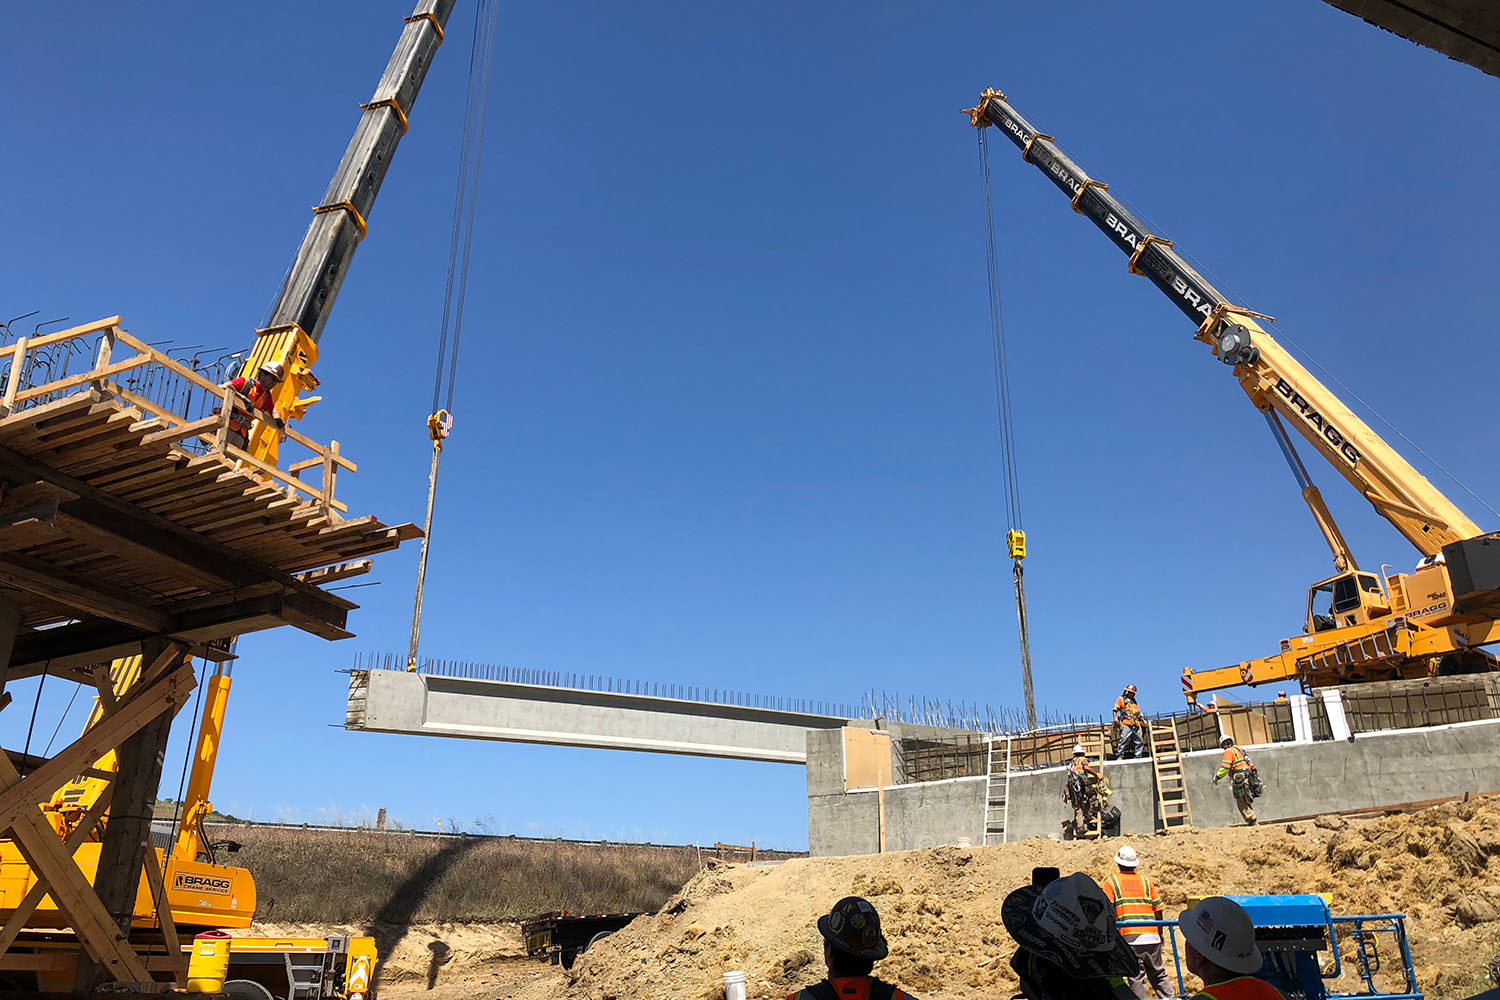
[[964, 87, 1500, 703]]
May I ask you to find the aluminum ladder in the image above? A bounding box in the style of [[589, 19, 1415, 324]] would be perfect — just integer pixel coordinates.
[[983, 736, 1013, 845], [1148, 719, 1193, 832]]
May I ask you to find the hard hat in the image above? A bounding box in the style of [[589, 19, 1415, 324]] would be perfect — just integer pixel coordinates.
[[1178, 897, 1263, 975], [260, 361, 285, 380], [1113, 845, 1139, 868], [1277, 690, 1286, 696], [1072, 744, 1087, 756], [1124, 684, 1137, 694], [1219, 735, 1234, 747], [817, 896, 888, 961], [1001, 873, 1138, 979]]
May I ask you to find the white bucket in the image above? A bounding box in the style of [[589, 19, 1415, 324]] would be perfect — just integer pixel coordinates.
[[724, 970, 747, 1000], [955, 837, 973, 848]]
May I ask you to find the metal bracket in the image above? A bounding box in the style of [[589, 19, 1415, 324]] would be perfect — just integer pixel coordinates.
[[1195, 301, 1277, 339], [1127, 234, 1173, 276], [1021, 132, 1054, 164], [361, 97, 410, 136], [961, 87, 1007, 128], [311, 200, 369, 240], [405, 11, 445, 43], [1070, 178, 1109, 215]]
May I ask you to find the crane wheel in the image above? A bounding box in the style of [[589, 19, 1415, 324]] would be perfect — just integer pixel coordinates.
[[223, 980, 275, 1000]]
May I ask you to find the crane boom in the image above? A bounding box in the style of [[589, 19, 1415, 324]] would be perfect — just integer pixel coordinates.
[[266, 0, 456, 343], [965, 89, 1481, 557]]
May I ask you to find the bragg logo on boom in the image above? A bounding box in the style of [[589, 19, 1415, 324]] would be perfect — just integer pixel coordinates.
[[173, 873, 232, 896], [1272, 378, 1362, 466]]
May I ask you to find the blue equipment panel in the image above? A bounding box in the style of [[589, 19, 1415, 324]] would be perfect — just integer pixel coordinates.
[[1227, 894, 1333, 928]]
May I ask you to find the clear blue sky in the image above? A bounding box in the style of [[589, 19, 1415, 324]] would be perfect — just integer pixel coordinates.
[[3, 2, 1497, 850]]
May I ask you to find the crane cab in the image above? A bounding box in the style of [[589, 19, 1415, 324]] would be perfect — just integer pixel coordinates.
[[1304, 571, 1390, 634]]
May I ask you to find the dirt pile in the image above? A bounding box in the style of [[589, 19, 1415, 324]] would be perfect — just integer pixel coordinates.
[[510, 797, 1500, 1000]]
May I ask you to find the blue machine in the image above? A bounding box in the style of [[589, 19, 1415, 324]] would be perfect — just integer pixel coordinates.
[[1123, 894, 1421, 1000], [1226, 895, 1422, 1000]]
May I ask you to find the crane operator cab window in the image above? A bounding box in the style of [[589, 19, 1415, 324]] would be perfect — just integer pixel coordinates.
[[1306, 573, 1390, 633]]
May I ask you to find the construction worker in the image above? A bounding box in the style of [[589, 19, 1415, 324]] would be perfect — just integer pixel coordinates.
[[1273, 691, 1289, 705], [788, 896, 918, 1000], [1102, 846, 1173, 999], [1113, 685, 1147, 759], [1177, 897, 1283, 1000], [1001, 870, 1139, 1000], [219, 361, 284, 451], [1063, 744, 1103, 839], [1214, 736, 1258, 825]]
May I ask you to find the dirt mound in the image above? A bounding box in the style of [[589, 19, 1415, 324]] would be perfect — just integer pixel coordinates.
[[508, 797, 1500, 1000]]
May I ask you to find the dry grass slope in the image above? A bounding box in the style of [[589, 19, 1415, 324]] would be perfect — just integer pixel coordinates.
[[227, 827, 703, 924]]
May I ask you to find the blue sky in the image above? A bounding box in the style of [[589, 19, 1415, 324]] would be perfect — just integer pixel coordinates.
[[3, 2, 1497, 850]]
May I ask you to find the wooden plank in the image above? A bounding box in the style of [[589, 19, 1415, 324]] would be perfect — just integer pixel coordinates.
[[141, 415, 220, 447], [0, 664, 193, 834], [140, 848, 185, 985], [0, 318, 120, 363], [0, 782, 114, 956], [12, 355, 150, 407], [51, 510, 229, 592], [0, 552, 175, 632], [0, 754, 153, 984]]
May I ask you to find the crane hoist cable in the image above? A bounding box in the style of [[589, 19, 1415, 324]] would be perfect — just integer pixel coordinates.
[[407, 0, 501, 671], [976, 126, 1037, 731]]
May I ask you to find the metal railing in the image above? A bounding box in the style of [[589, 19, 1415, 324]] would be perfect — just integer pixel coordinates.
[[0, 317, 355, 515]]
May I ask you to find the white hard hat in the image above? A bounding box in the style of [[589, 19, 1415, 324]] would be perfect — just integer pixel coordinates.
[[1220, 735, 1234, 747], [260, 360, 285, 379], [1072, 743, 1087, 756], [1113, 845, 1139, 868], [1178, 897, 1262, 975]]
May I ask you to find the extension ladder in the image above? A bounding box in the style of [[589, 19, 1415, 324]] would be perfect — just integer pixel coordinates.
[[1148, 720, 1193, 832], [983, 736, 1012, 845], [1080, 728, 1110, 839]]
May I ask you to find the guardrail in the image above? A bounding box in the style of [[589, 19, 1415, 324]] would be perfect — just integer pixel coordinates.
[[0, 317, 354, 514]]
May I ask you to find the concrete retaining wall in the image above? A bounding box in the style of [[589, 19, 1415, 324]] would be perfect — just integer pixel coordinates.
[[808, 718, 1500, 857]]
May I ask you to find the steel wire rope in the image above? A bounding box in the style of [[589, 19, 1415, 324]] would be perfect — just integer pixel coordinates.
[[43, 685, 81, 756], [1043, 127, 1499, 522], [21, 660, 50, 763], [407, 0, 501, 668], [977, 129, 1037, 731]]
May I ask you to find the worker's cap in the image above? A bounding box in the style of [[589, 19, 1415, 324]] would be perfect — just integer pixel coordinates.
[[1112, 845, 1139, 868], [1001, 873, 1138, 979], [817, 896, 888, 961], [1219, 735, 1234, 747], [1124, 684, 1137, 694], [1178, 897, 1262, 975], [259, 361, 285, 380], [1071, 744, 1087, 757], [1277, 691, 1286, 696]]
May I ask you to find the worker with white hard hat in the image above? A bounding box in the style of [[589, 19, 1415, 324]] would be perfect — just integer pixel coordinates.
[[1062, 743, 1103, 839], [1102, 846, 1173, 998], [1001, 870, 1140, 1000], [219, 359, 286, 452], [1177, 897, 1284, 1000]]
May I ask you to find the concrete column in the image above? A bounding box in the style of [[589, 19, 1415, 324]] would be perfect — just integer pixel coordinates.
[[1290, 694, 1313, 742], [1321, 688, 1352, 741], [0, 594, 19, 701]]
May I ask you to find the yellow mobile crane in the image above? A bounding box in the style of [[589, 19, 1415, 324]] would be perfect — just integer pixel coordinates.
[[964, 89, 1500, 704], [0, 3, 456, 994]]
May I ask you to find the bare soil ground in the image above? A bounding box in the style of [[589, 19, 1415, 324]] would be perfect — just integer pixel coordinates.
[[324, 796, 1500, 1000]]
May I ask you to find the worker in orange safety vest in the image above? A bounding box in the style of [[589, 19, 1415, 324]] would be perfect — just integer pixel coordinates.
[[1177, 897, 1285, 1000], [1063, 744, 1104, 839], [786, 896, 918, 1000], [1214, 736, 1258, 825], [1103, 846, 1173, 998], [218, 360, 284, 451], [1114, 685, 1147, 759]]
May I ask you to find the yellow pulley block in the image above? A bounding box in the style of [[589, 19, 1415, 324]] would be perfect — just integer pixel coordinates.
[[1007, 529, 1027, 560]]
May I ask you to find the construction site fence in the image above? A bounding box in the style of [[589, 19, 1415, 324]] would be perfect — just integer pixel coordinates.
[[894, 674, 1500, 784]]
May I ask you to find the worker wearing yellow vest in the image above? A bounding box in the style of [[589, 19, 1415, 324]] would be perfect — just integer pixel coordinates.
[[1177, 897, 1285, 1000], [786, 896, 919, 1000], [1213, 736, 1258, 825], [1102, 846, 1173, 998], [1113, 685, 1147, 759]]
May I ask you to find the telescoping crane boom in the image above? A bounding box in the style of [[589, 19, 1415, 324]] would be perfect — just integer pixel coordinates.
[[963, 88, 1500, 702], [0, 3, 455, 994]]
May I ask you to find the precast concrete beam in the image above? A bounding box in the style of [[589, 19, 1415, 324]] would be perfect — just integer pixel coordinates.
[[346, 669, 848, 764]]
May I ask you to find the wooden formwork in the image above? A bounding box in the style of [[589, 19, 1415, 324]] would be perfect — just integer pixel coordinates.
[[0, 317, 419, 989]]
